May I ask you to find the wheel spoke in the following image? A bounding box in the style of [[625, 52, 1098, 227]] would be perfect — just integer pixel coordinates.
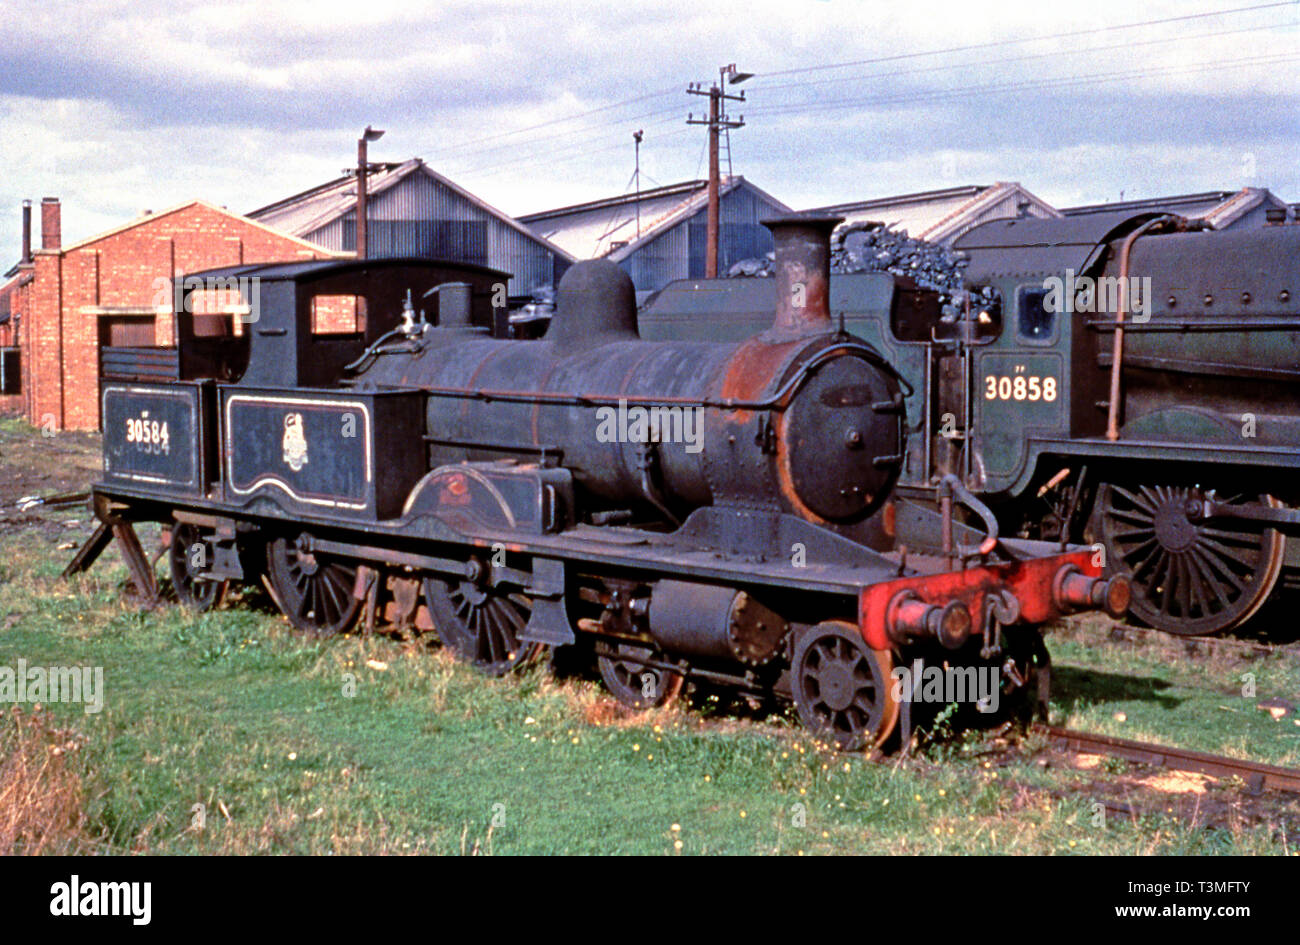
[[1183, 555, 1212, 618], [1190, 545, 1247, 595], [1200, 526, 1262, 546], [1199, 536, 1257, 569], [1107, 506, 1155, 528], [1116, 536, 1159, 565], [1155, 554, 1175, 615], [1131, 546, 1165, 583], [1174, 556, 1194, 617], [1112, 485, 1158, 515], [1110, 525, 1155, 541]]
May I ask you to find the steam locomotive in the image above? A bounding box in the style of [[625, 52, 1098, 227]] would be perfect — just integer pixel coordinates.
[[641, 211, 1300, 637], [66, 216, 1125, 750]]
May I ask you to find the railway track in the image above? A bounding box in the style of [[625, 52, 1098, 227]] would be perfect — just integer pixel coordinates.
[[1034, 724, 1300, 795]]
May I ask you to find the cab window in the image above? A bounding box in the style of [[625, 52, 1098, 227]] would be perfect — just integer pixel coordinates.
[[310, 294, 365, 336], [1017, 287, 1056, 344]]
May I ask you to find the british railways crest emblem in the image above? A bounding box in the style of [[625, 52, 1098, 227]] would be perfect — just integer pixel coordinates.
[[282, 412, 309, 472]]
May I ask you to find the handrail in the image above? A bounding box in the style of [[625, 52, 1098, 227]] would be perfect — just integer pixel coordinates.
[[1106, 215, 1177, 441]]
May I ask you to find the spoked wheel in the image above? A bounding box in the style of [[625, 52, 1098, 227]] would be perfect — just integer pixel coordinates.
[[168, 522, 227, 611], [422, 576, 539, 677], [265, 533, 361, 637], [791, 620, 899, 751], [596, 643, 684, 710], [1098, 484, 1285, 636]]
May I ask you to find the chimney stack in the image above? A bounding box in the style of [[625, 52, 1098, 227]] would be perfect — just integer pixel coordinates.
[[21, 200, 31, 264], [40, 197, 61, 251], [763, 215, 842, 335]]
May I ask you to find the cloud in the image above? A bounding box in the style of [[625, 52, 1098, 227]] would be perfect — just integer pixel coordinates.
[[0, 0, 1296, 256]]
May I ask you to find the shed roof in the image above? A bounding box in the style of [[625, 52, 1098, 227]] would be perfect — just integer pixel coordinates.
[[248, 158, 574, 262], [1061, 187, 1288, 229], [520, 177, 791, 261], [48, 200, 341, 258], [805, 182, 1061, 243]]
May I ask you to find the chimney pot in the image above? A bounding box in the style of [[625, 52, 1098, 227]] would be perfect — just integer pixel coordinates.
[[40, 197, 61, 251], [21, 200, 32, 264]]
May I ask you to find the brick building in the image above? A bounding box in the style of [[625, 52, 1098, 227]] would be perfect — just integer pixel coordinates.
[[0, 198, 341, 431], [0, 200, 34, 414]]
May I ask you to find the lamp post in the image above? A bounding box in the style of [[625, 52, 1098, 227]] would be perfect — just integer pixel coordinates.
[[633, 130, 643, 238], [356, 125, 385, 259]]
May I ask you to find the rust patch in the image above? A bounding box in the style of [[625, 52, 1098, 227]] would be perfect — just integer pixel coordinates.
[[773, 409, 829, 525], [717, 337, 799, 407]]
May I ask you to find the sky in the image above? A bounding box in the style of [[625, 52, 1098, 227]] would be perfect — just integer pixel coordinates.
[[0, 0, 1297, 256]]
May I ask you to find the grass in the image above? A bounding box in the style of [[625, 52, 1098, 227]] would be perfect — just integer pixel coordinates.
[[0, 705, 89, 854], [1048, 616, 1300, 767], [0, 416, 1297, 854]]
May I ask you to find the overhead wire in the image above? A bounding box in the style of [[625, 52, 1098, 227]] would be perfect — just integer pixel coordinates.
[[749, 19, 1289, 95], [754, 0, 1297, 78], [441, 2, 1298, 197], [745, 49, 1300, 118]]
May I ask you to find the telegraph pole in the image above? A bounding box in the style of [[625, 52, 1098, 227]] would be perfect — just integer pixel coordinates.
[[687, 64, 749, 278]]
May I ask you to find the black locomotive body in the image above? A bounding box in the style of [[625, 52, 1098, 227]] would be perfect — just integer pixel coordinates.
[[68, 218, 1124, 750]]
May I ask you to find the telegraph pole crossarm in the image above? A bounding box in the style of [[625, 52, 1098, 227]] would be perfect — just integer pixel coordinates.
[[687, 66, 748, 278]]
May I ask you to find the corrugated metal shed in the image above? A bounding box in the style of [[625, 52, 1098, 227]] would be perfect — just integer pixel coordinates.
[[520, 180, 708, 260], [1061, 187, 1291, 229], [805, 182, 1061, 246], [519, 177, 791, 293], [249, 159, 574, 294]]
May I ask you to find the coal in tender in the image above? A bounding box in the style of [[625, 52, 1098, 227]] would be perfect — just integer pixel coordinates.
[[726, 221, 975, 295]]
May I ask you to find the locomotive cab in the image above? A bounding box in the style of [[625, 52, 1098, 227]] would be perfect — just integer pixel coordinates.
[[174, 257, 507, 388]]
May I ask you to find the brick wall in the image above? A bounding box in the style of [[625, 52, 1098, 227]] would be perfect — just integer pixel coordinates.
[[20, 202, 338, 431], [0, 274, 29, 417]]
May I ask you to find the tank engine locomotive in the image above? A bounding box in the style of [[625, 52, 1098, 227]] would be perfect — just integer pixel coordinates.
[[67, 217, 1125, 750]]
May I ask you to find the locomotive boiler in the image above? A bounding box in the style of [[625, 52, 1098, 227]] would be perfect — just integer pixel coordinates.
[[67, 216, 1126, 751], [353, 216, 904, 528]]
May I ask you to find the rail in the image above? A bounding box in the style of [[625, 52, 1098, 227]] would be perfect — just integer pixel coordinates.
[[1034, 724, 1300, 794]]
